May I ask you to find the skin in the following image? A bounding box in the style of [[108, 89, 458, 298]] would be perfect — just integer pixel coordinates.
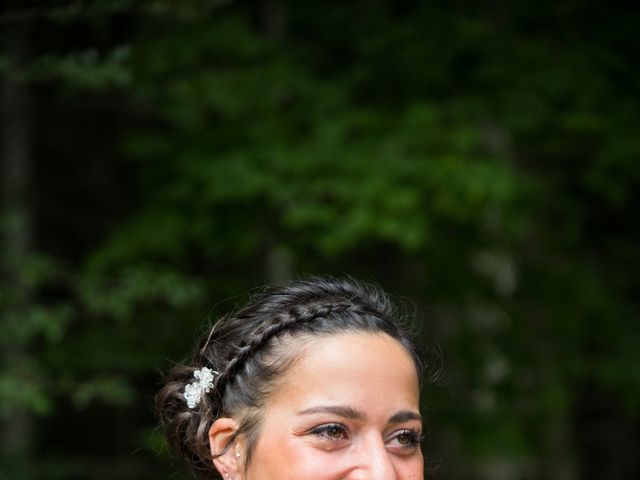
[[211, 332, 424, 480]]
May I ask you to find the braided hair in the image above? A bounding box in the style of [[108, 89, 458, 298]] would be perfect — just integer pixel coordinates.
[[155, 277, 423, 479]]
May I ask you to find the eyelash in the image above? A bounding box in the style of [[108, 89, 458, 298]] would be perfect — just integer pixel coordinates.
[[311, 423, 348, 441], [391, 428, 423, 446], [310, 424, 423, 447]]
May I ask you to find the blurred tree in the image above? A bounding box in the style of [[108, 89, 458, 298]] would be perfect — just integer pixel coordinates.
[[0, 1, 638, 479], [2, 13, 36, 477]]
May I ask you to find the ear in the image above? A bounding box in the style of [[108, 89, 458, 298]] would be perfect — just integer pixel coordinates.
[[209, 417, 242, 479]]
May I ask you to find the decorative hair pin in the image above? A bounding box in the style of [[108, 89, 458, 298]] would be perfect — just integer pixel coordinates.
[[184, 367, 218, 409]]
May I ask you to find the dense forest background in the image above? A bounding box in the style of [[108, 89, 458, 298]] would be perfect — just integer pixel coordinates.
[[1, 1, 639, 479]]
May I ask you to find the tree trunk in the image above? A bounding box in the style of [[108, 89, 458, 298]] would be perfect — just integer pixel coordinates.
[[1, 16, 35, 477]]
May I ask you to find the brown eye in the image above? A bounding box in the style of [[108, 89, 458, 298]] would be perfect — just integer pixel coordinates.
[[389, 429, 421, 448], [311, 423, 348, 441]]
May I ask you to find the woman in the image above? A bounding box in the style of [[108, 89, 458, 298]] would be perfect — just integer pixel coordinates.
[[156, 277, 426, 479]]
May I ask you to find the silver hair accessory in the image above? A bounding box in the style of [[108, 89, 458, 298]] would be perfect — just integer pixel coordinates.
[[184, 367, 218, 409]]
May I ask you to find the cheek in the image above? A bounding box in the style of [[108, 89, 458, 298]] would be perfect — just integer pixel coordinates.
[[249, 439, 342, 480], [400, 455, 424, 480], [249, 441, 424, 480], [403, 454, 425, 480]]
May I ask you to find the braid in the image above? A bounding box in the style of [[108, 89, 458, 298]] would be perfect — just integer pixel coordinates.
[[214, 303, 351, 395]]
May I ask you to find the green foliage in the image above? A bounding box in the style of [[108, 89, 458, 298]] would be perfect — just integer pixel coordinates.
[[1, 1, 638, 478], [18, 46, 132, 89], [70, 376, 134, 409]]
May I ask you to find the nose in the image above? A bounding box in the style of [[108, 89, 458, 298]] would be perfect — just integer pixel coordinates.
[[351, 436, 399, 480]]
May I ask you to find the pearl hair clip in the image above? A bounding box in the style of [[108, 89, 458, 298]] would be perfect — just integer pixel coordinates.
[[184, 367, 218, 409]]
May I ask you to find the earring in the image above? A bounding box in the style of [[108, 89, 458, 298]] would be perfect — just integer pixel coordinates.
[[235, 452, 241, 459]]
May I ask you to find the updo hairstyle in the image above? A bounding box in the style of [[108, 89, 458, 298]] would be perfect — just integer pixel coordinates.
[[155, 277, 423, 479]]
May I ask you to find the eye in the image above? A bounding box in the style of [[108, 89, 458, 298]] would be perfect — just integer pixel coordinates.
[[396, 430, 417, 445], [388, 428, 422, 450], [310, 423, 348, 441]]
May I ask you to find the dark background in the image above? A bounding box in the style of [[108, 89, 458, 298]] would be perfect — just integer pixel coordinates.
[[1, 1, 639, 479]]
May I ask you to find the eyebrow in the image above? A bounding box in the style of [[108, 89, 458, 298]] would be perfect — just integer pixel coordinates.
[[298, 405, 364, 420], [297, 406, 422, 424], [388, 410, 422, 424]]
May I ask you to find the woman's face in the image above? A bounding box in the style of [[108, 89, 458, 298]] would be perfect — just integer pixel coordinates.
[[242, 332, 423, 480]]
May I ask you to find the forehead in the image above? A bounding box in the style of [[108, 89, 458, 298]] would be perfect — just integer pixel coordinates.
[[267, 332, 420, 414]]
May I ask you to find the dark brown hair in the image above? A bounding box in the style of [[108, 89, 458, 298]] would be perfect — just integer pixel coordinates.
[[155, 277, 424, 479]]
